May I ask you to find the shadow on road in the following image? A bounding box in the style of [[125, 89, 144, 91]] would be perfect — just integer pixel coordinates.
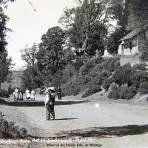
[[0, 99, 89, 107], [54, 118, 78, 121], [60, 124, 148, 138], [56, 100, 89, 105]]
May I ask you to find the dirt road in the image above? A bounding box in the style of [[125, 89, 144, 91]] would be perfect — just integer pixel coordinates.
[[1, 93, 148, 147]]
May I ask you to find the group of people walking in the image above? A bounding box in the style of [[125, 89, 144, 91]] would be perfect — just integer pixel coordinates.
[[13, 87, 36, 101]]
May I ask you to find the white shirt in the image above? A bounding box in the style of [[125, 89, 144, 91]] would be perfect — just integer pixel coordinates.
[[25, 89, 30, 98]]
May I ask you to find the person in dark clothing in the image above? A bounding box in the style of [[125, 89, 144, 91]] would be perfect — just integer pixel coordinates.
[[57, 87, 62, 100], [45, 87, 56, 120]]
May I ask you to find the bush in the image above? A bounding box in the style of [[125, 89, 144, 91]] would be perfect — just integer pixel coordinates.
[[0, 89, 10, 98], [140, 51, 148, 61], [103, 57, 120, 72], [8, 84, 14, 95], [61, 80, 81, 96], [126, 86, 137, 99], [133, 63, 146, 71], [0, 112, 27, 138], [108, 83, 137, 100], [118, 85, 127, 99], [112, 64, 133, 86], [130, 71, 148, 88], [138, 81, 148, 94], [73, 57, 84, 71], [102, 78, 112, 90], [108, 83, 119, 99], [82, 84, 101, 98]]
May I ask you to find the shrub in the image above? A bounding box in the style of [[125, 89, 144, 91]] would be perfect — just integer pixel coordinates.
[[102, 78, 113, 91], [73, 57, 84, 71], [8, 84, 14, 95], [61, 80, 81, 96], [138, 81, 148, 94], [89, 64, 103, 78], [140, 51, 148, 61], [118, 85, 127, 99], [130, 71, 148, 88], [108, 83, 119, 99], [126, 86, 137, 99], [0, 89, 10, 98], [103, 57, 120, 72], [0, 112, 27, 138], [112, 64, 133, 86], [133, 63, 146, 71], [82, 84, 101, 98]]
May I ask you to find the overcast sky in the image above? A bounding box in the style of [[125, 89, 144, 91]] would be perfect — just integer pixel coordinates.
[[4, 0, 76, 70]]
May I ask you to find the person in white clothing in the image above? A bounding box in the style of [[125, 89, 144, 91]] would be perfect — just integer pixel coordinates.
[[13, 87, 19, 101], [25, 88, 30, 100], [30, 89, 36, 100]]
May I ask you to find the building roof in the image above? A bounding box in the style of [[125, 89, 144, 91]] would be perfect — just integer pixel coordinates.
[[120, 24, 148, 41], [120, 28, 141, 41]]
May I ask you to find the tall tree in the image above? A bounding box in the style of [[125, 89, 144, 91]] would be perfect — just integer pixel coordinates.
[[0, 0, 14, 90], [126, 0, 148, 30], [21, 43, 38, 67], [36, 26, 66, 86], [60, 0, 109, 56], [21, 43, 43, 89]]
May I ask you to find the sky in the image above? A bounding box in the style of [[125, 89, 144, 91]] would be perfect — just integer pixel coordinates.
[[4, 0, 76, 70]]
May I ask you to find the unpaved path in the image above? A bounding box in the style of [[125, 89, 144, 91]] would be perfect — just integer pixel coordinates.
[[1, 93, 148, 147]]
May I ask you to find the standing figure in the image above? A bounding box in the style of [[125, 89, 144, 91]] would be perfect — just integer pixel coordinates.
[[19, 90, 24, 101], [25, 88, 30, 100], [45, 87, 56, 120], [57, 87, 62, 100], [30, 89, 36, 101], [13, 87, 19, 101]]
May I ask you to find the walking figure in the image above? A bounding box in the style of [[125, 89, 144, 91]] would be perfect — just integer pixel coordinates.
[[45, 87, 56, 120]]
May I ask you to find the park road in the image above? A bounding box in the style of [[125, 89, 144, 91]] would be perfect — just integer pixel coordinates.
[[1, 93, 148, 147]]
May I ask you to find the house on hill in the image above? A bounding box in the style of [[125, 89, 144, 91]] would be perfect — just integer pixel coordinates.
[[118, 26, 148, 55]]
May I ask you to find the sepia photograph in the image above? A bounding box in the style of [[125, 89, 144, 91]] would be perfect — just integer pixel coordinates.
[[0, 0, 148, 147]]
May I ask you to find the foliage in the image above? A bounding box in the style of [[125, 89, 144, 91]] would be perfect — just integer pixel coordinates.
[[61, 80, 81, 96], [102, 57, 120, 72], [8, 84, 14, 94], [108, 83, 119, 99], [0, 112, 27, 139], [20, 65, 44, 90], [102, 78, 112, 91], [62, 57, 119, 97], [126, 86, 137, 99], [60, 0, 109, 56], [111, 64, 134, 86], [127, 0, 148, 28], [82, 84, 101, 98], [0, 52, 12, 84], [107, 28, 125, 54], [118, 84, 127, 99], [133, 63, 146, 71], [0, 1, 13, 90], [36, 26, 66, 87], [130, 71, 148, 88], [0, 89, 10, 98], [21, 43, 38, 66], [138, 81, 148, 94]]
